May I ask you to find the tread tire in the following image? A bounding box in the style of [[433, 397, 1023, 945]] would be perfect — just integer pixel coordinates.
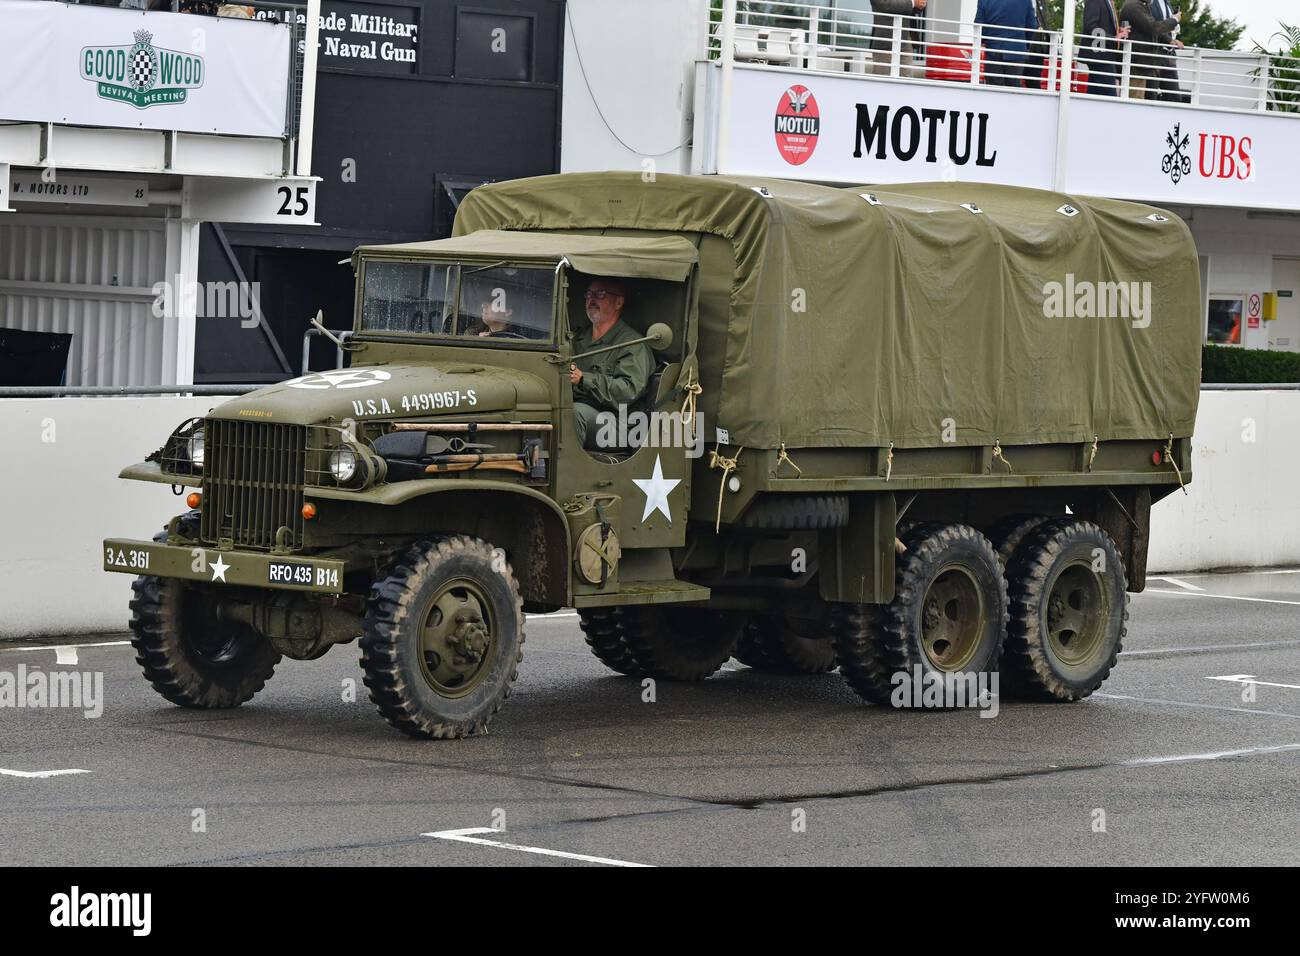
[[1002, 519, 1128, 702], [360, 535, 525, 739], [835, 522, 1007, 708], [739, 495, 850, 530]]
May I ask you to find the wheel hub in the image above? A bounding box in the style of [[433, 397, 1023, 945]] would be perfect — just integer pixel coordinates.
[[1045, 562, 1109, 666], [920, 567, 985, 671], [418, 583, 495, 697]]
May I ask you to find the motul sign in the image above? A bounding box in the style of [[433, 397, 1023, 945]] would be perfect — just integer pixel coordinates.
[[774, 84, 819, 165]]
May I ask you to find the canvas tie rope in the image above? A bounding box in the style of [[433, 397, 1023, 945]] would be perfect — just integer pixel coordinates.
[[1165, 433, 1187, 495], [885, 442, 894, 482], [992, 440, 1014, 473], [775, 442, 802, 476], [708, 445, 743, 532], [679, 366, 702, 429], [1088, 435, 1099, 472]]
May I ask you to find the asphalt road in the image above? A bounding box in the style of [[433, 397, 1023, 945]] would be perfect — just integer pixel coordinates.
[[2, 568, 1298, 867]]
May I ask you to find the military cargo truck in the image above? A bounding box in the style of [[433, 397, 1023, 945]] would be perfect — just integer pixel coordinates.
[[104, 173, 1200, 737]]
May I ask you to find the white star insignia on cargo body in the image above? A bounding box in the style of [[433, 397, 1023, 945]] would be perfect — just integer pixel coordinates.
[[209, 555, 230, 583], [633, 455, 681, 523]]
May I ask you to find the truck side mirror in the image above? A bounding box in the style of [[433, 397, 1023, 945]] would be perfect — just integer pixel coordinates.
[[646, 323, 674, 351]]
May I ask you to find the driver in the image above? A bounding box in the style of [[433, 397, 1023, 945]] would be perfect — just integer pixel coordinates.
[[466, 300, 520, 338], [568, 278, 653, 448]]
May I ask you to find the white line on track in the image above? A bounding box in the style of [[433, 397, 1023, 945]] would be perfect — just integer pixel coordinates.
[[1147, 576, 1205, 591], [1121, 743, 1300, 766], [1208, 674, 1300, 691], [1095, 692, 1300, 720], [1120, 638, 1300, 657], [0, 768, 91, 779], [2, 640, 131, 654], [423, 827, 652, 867], [1144, 589, 1300, 607]]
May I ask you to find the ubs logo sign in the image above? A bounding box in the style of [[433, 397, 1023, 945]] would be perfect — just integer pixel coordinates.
[[1162, 123, 1192, 184], [1162, 121, 1254, 184], [774, 85, 820, 166]]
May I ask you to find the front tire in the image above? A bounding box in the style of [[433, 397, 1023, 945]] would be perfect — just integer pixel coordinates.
[[129, 576, 281, 709], [1002, 520, 1127, 701], [360, 536, 525, 739]]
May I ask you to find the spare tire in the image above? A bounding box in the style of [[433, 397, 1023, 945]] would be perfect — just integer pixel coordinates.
[[739, 495, 850, 530]]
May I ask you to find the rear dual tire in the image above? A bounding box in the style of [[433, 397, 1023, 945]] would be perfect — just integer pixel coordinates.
[[1002, 520, 1128, 701], [834, 522, 1006, 707]]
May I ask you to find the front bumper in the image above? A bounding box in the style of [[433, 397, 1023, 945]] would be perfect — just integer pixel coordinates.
[[102, 538, 345, 594]]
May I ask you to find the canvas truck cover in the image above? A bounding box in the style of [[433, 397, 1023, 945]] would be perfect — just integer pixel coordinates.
[[453, 172, 1202, 451]]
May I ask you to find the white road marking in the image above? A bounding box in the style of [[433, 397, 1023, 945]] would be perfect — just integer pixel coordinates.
[[1095, 692, 1300, 721], [1147, 576, 1205, 591], [1121, 638, 1300, 657], [0, 768, 91, 779], [1208, 674, 1300, 691], [1122, 743, 1300, 766], [1144, 589, 1300, 607], [2, 640, 131, 654], [423, 827, 652, 867]]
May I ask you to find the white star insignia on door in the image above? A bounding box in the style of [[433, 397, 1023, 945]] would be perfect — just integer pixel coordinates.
[[209, 555, 230, 583], [632, 454, 681, 523]]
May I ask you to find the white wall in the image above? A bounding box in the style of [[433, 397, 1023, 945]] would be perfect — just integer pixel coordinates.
[[0, 396, 223, 639], [561, 0, 705, 176], [1148, 389, 1300, 572], [0, 390, 1294, 637]]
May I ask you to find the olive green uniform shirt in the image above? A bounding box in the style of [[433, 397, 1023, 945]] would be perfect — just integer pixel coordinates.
[[572, 320, 654, 410]]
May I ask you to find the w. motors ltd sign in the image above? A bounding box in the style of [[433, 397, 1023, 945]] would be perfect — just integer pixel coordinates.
[[0, 1, 288, 138], [80, 30, 204, 109]]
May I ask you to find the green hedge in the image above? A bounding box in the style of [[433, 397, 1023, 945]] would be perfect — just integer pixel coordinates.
[[1202, 344, 1300, 383]]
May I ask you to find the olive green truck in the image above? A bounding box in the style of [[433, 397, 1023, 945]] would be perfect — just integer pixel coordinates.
[[104, 173, 1200, 738]]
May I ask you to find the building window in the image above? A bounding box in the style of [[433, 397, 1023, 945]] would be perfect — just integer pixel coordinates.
[[455, 9, 535, 81], [1206, 295, 1245, 346]]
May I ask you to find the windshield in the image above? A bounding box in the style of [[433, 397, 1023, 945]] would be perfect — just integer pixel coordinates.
[[361, 260, 553, 342]]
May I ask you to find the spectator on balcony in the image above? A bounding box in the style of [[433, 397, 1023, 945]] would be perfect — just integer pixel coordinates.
[[1149, 0, 1190, 102], [1082, 0, 1131, 96], [976, 0, 1038, 87], [869, 0, 928, 78], [1119, 0, 1179, 99]]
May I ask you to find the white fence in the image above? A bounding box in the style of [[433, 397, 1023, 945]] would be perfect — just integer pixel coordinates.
[[715, 2, 1300, 113], [0, 390, 1295, 638]]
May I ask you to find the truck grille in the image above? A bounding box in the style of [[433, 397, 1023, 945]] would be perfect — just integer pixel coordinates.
[[201, 420, 307, 550]]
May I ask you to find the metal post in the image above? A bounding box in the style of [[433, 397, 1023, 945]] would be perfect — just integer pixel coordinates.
[[1052, 0, 1077, 191], [1189, 47, 1202, 105], [808, 4, 819, 70], [295, 0, 322, 178], [1120, 37, 1132, 97], [971, 23, 982, 84], [891, 16, 902, 78], [1257, 53, 1270, 111], [716, 0, 739, 175]]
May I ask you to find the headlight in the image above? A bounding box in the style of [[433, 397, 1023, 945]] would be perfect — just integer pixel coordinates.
[[187, 430, 205, 468], [329, 446, 358, 483]]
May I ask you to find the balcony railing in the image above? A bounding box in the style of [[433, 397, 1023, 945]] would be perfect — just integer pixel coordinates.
[[709, 1, 1300, 116]]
